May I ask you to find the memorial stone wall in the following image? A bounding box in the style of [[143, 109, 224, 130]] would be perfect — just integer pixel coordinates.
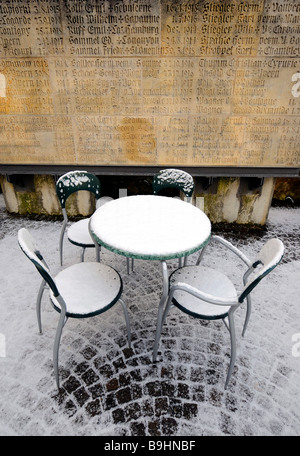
[[0, 0, 299, 170]]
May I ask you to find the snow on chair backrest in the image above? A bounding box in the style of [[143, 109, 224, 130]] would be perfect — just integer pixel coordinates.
[[56, 170, 101, 209], [153, 168, 194, 198], [239, 238, 284, 303], [18, 228, 59, 297]]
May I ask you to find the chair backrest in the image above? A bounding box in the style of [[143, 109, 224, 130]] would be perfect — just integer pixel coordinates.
[[56, 170, 101, 209], [18, 228, 59, 297], [152, 168, 194, 198], [239, 238, 284, 303]]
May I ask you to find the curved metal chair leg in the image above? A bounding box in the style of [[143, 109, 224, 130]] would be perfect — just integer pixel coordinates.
[[152, 299, 165, 362], [152, 291, 172, 362], [119, 298, 131, 348], [53, 311, 68, 390], [225, 312, 236, 389], [59, 221, 67, 266], [222, 317, 230, 332], [195, 245, 208, 266], [242, 296, 252, 337], [81, 247, 86, 262], [36, 279, 46, 334]]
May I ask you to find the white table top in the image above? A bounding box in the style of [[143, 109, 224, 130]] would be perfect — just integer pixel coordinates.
[[90, 195, 211, 261]]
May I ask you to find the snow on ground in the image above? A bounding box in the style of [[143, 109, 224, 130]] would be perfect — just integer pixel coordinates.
[[0, 193, 299, 436]]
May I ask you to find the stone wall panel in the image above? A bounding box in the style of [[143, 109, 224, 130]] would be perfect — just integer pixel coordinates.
[[0, 0, 299, 168]]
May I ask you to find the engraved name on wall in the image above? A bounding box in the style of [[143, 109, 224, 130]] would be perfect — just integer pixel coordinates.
[[0, 0, 299, 167]]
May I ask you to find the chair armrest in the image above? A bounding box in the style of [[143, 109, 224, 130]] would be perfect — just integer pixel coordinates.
[[170, 282, 239, 307], [197, 235, 252, 268]]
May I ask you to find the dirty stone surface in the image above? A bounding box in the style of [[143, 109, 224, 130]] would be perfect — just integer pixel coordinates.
[[0, 196, 299, 436]]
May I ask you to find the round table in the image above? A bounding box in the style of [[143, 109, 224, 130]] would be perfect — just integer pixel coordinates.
[[90, 195, 211, 260], [89, 195, 211, 361]]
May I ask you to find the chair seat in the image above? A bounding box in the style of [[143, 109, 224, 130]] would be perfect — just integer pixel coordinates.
[[96, 196, 114, 208], [169, 266, 237, 319], [50, 262, 122, 318], [67, 218, 94, 247]]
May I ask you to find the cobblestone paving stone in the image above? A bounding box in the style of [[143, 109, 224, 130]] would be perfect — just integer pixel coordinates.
[[0, 201, 299, 436]]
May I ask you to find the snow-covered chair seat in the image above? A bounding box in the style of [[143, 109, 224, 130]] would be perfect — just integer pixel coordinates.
[[154, 236, 284, 389], [56, 170, 112, 265], [18, 228, 131, 390], [66, 195, 114, 259]]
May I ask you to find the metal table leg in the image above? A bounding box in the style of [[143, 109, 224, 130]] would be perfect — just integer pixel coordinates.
[[152, 260, 168, 362]]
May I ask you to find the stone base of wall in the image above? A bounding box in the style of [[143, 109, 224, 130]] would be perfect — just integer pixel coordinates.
[[193, 176, 275, 225], [272, 178, 300, 205], [0, 174, 276, 225], [0, 174, 96, 217]]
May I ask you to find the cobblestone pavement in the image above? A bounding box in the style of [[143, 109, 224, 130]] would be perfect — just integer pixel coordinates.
[[0, 202, 299, 436]]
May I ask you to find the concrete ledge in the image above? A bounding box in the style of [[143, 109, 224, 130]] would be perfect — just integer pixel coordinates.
[[0, 172, 281, 224], [1, 164, 299, 177]]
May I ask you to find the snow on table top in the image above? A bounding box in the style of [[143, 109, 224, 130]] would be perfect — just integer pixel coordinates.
[[90, 195, 211, 260]]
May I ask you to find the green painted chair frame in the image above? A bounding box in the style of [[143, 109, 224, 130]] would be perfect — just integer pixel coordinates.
[[56, 170, 101, 265], [18, 228, 131, 390], [126, 169, 195, 274], [133, 168, 194, 272], [153, 235, 284, 389], [152, 168, 195, 202]]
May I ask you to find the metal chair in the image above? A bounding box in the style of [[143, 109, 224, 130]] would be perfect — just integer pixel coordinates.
[[152, 168, 194, 203], [56, 170, 101, 265], [153, 236, 284, 389], [18, 228, 131, 390], [152, 168, 195, 270], [123, 168, 195, 274]]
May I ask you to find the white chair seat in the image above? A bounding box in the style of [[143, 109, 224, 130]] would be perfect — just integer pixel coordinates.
[[96, 196, 114, 208], [18, 227, 131, 390], [169, 266, 237, 319], [155, 236, 284, 389], [50, 262, 122, 318], [67, 218, 94, 247], [66, 197, 114, 250]]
